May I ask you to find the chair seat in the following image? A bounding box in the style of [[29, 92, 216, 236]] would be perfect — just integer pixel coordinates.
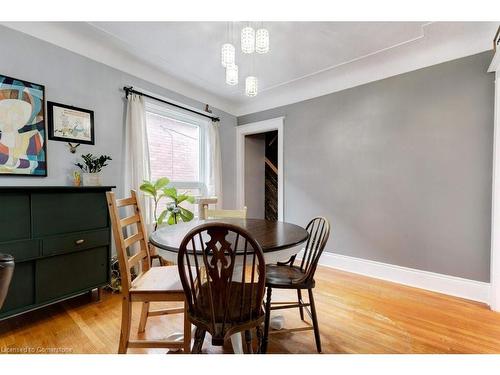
[[193, 282, 264, 322], [190, 282, 265, 345], [130, 266, 184, 294], [265, 264, 315, 289]]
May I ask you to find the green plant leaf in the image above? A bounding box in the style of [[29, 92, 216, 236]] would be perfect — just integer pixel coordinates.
[[78, 153, 111, 173], [178, 207, 194, 222], [167, 212, 176, 225], [154, 177, 170, 189], [163, 187, 178, 200], [176, 194, 190, 204], [139, 182, 156, 197], [157, 210, 168, 225]]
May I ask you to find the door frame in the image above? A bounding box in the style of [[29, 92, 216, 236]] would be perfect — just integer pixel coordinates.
[[489, 51, 500, 311], [236, 117, 284, 222]]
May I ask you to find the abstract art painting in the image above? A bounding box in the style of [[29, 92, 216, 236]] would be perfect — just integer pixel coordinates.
[[0, 74, 47, 176]]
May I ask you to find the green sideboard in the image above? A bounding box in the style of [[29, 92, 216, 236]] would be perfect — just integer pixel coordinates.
[[0, 186, 114, 320]]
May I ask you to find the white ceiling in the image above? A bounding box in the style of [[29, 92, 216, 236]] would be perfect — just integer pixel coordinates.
[[2, 22, 498, 115], [88, 22, 429, 98]]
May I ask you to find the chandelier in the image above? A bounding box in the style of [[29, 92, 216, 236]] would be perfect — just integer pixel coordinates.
[[226, 64, 238, 85], [241, 27, 255, 54], [245, 76, 258, 97], [221, 43, 235, 67], [255, 28, 270, 54], [220, 22, 269, 97]]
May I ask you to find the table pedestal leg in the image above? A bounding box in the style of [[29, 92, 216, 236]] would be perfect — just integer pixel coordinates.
[[230, 332, 245, 354]]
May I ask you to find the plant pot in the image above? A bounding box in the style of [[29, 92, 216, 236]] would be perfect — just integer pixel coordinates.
[[82, 172, 102, 186]]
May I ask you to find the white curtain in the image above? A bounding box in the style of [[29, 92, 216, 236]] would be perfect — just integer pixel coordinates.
[[205, 120, 223, 208], [123, 94, 152, 223]]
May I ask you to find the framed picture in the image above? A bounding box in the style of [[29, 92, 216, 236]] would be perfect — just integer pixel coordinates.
[[0, 74, 47, 176], [47, 101, 95, 145]]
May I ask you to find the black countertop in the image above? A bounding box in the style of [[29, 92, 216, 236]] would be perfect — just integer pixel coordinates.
[[0, 186, 115, 191]]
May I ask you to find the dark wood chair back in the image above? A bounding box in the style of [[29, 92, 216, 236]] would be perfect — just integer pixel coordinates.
[[177, 222, 266, 346], [290, 217, 330, 284]]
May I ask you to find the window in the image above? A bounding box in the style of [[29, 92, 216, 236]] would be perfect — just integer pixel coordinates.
[[145, 102, 207, 215]]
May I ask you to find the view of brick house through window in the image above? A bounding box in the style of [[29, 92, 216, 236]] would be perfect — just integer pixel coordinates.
[[146, 110, 202, 216]]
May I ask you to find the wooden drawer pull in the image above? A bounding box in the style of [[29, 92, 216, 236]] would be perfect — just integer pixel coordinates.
[[75, 239, 85, 245]]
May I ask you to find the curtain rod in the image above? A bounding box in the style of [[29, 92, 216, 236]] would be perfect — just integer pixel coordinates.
[[123, 86, 220, 122]]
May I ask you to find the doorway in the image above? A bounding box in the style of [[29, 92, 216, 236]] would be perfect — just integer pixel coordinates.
[[236, 117, 284, 221], [244, 131, 278, 220]]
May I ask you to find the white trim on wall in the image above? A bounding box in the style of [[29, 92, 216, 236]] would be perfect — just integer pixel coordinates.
[[3, 22, 496, 117], [489, 49, 500, 311], [315, 252, 491, 304], [234, 23, 498, 116], [0, 22, 236, 114], [236, 117, 284, 221]]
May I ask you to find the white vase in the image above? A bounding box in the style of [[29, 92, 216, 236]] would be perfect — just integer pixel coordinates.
[[82, 172, 102, 186]]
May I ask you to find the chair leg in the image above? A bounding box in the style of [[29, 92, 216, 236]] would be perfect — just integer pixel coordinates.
[[183, 301, 191, 353], [118, 296, 132, 354], [159, 256, 167, 266], [244, 330, 254, 354], [192, 327, 206, 354], [256, 325, 263, 354], [138, 302, 149, 333], [297, 289, 305, 321], [308, 288, 322, 353], [262, 286, 272, 354]]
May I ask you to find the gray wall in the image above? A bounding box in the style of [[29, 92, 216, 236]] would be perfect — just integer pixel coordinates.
[[238, 51, 494, 282], [0, 26, 237, 201], [245, 134, 266, 219]]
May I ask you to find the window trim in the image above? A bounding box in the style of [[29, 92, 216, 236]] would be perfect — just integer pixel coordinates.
[[145, 100, 207, 196]]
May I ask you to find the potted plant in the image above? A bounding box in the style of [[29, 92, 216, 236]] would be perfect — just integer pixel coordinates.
[[75, 153, 112, 186], [140, 177, 195, 228]]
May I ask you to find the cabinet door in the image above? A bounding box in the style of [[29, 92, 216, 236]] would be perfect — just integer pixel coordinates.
[[0, 193, 31, 242], [32, 192, 109, 237], [0, 261, 35, 317], [36, 247, 108, 303]]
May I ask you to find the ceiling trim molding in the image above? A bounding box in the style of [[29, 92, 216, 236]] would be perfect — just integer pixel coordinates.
[[260, 23, 432, 94], [2, 22, 497, 118], [234, 22, 498, 116], [0, 22, 239, 115]]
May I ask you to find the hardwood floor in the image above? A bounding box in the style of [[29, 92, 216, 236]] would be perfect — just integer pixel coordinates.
[[2, 266, 500, 354]]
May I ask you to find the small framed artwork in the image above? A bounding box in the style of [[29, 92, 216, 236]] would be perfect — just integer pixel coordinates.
[[0, 73, 47, 176], [47, 101, 95, 145]]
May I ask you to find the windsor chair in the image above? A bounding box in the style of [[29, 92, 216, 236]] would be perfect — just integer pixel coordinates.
[[177, 222, 266, 353], [261, 216, 330, 353]]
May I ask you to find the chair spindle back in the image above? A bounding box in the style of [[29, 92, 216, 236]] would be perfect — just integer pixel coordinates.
[[177, 223, 265, 345], [297, 217, 330, 283]]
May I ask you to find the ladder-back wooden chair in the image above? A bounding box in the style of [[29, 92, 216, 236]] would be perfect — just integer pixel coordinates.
[[261, 216, 330, 353], [106, 190, 191, 354], [204, 206, 247, 219], [177, 222, 265, 353]]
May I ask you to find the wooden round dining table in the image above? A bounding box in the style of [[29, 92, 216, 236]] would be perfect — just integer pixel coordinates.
[[150, 218, 309, 264], [149, 218, 309, 354]]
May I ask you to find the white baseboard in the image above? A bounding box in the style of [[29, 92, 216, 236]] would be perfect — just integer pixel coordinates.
[[314, 252, 491, 305]]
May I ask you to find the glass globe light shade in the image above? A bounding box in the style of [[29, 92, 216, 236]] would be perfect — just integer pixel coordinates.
[[245, 76, 258, 97], [256, 28, 269, 54], [241, 26, 255, 54], [226, 64, 239, 86], [221, 43, 235, 67]]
